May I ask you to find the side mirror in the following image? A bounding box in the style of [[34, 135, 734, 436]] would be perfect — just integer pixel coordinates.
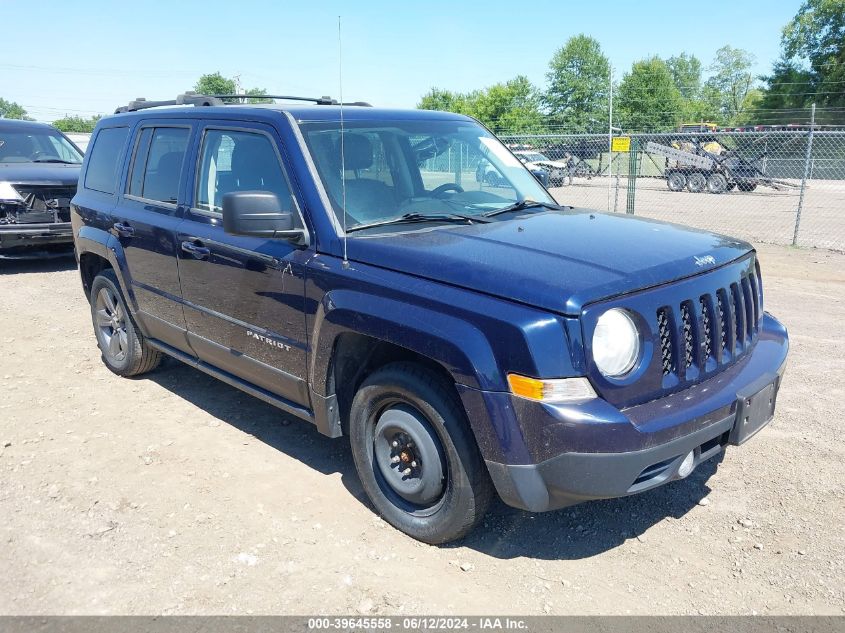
[[221, 191, 307, 244]]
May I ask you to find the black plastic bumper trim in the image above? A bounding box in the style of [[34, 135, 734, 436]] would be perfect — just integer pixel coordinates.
[[486, 413, 735, 512]]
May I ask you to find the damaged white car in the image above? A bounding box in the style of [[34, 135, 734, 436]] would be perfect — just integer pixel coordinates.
[[513, 150, 574, 186]]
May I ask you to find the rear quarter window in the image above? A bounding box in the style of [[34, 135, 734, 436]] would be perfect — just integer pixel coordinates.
[[84, 127, 129, 194]]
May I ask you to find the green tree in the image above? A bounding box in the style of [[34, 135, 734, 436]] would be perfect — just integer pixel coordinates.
[[666, 53, 722, 123], [193, 72, 270, 104], [244, 87, 273, 104], [757, 57, 817, 121], [758, 0, 845, 123], [616, 57, 683, 131], [194, 72, 236, 99], [470, 76, 543, 133], [0, 98, 32, 120], [705, 45, 757, 124], [782, 0, 845, 103], [666, 53, 703, 97], [417, 77, 543, 132], [52, 115, 102, 133], [543, 35, 610, 131], [734, 88, 764, 125], [418, 87, 474, 115]]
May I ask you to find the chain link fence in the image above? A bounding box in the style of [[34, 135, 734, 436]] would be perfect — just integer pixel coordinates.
[[495, 129, 845, 252]]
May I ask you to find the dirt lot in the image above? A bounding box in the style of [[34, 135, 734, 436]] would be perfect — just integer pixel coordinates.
[[1, 243, 843, 616], [549, 178, 845, 252]]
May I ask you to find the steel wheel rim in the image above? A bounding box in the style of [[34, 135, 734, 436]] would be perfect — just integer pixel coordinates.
[[688, 173, 706, 191], [668, 173, 686, 191], [371, 403, 447, 513], [95, 287, 128, 363]]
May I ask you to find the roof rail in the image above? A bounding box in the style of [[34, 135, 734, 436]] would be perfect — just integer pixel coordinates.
[[115, 92, 372, 113]]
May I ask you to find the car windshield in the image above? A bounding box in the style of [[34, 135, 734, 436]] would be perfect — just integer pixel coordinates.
[[299, 118, 555, 231], [518, 152, 549, 162], [0, 128, 83, 164]]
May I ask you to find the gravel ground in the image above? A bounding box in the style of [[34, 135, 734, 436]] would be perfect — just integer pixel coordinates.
[[0, 243, 843, 615], [548, 178, 845, 252]]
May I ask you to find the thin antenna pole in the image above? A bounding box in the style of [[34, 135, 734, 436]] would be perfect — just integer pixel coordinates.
[[607, 65, 613, 213], [338, 16, 349, 266]]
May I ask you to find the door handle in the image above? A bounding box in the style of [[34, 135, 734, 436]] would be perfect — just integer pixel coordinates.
[[113, 222, 135, 238], [181, 240, 211, 259]]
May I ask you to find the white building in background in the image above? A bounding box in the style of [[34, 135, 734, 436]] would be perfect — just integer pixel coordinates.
[[65, 132, 92, 153]]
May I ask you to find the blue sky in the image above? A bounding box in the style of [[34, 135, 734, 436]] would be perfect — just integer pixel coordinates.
[[2, 0, 801, 122]]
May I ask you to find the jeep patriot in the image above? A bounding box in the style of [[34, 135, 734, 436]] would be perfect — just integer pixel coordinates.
[[70, 93, 789, 543]]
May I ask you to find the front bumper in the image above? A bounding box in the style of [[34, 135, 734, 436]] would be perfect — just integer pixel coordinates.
[[0, 222, 74, 258], [473, 313, 788, 512]]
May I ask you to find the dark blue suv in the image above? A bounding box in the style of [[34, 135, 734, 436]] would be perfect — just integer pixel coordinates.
[[70, 94, 789, 543]]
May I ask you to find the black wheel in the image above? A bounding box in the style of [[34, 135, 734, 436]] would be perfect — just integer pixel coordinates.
[[349, 362, 493, 544], [667, 172, 687, 192], [484, 172, 501, 187], [687, 172, 707, 193], [90, 270, 162, 377], [737, 181, 757, 192], [707, 172, 728, 194]]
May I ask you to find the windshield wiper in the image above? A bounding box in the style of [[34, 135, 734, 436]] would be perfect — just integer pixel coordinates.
[[347, 212, 491, 233], [481, 199, 565, 218], [31, 158, 80, 164]]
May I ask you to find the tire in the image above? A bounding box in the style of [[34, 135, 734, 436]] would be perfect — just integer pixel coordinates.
[[484, 172, 500, 187], [707, 172, 729, 194], [667, 171, 687, 192], [737, 181, 757, 192], [687, 172, 707, 193], [90, 269, 162, 377], [349, 362, 493, 544]]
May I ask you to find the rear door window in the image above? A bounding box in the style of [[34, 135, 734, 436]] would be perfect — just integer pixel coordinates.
[[84, 127, 129, 194], [127, 126, 190, 206]]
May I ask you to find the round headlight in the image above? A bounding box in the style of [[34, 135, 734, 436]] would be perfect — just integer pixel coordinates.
[[592, 308, 640, 377]]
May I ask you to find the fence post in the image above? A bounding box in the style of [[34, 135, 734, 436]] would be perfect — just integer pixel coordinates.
[[793, 103, 815, 246], [613, 153, 621, 212], [626, 138, 639, 214]]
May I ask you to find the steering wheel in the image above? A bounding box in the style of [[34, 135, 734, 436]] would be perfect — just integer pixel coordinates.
[[431, 183, 464, 198]]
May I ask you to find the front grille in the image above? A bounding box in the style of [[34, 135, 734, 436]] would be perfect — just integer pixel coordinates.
[[0, 185, 75, 224], [657, 308, 674, 376], [700, 295, 712, 360], [656, 266, 762, 381], [680, 302, 695, 369]]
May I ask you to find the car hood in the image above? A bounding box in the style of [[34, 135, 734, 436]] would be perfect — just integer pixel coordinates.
[[0, 162, 80, 187], [528, 160, 566, 169], [345, 209, 752, 315]]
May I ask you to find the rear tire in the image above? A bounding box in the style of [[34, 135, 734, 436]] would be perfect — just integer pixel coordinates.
[[737, 181, 757, 192], [707, 172, 728, 194], [349, 362, 493, 544], [687, 172, 707, 193], [90, 270, 162, 377]]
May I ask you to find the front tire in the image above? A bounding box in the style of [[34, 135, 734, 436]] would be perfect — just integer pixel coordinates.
[[349, 362, 493, 544], [90, 270, 162, 377], [667, 171, 687, 192]]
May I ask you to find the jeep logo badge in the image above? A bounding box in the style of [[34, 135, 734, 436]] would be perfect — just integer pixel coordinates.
[[694, 255, 716, 267]]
